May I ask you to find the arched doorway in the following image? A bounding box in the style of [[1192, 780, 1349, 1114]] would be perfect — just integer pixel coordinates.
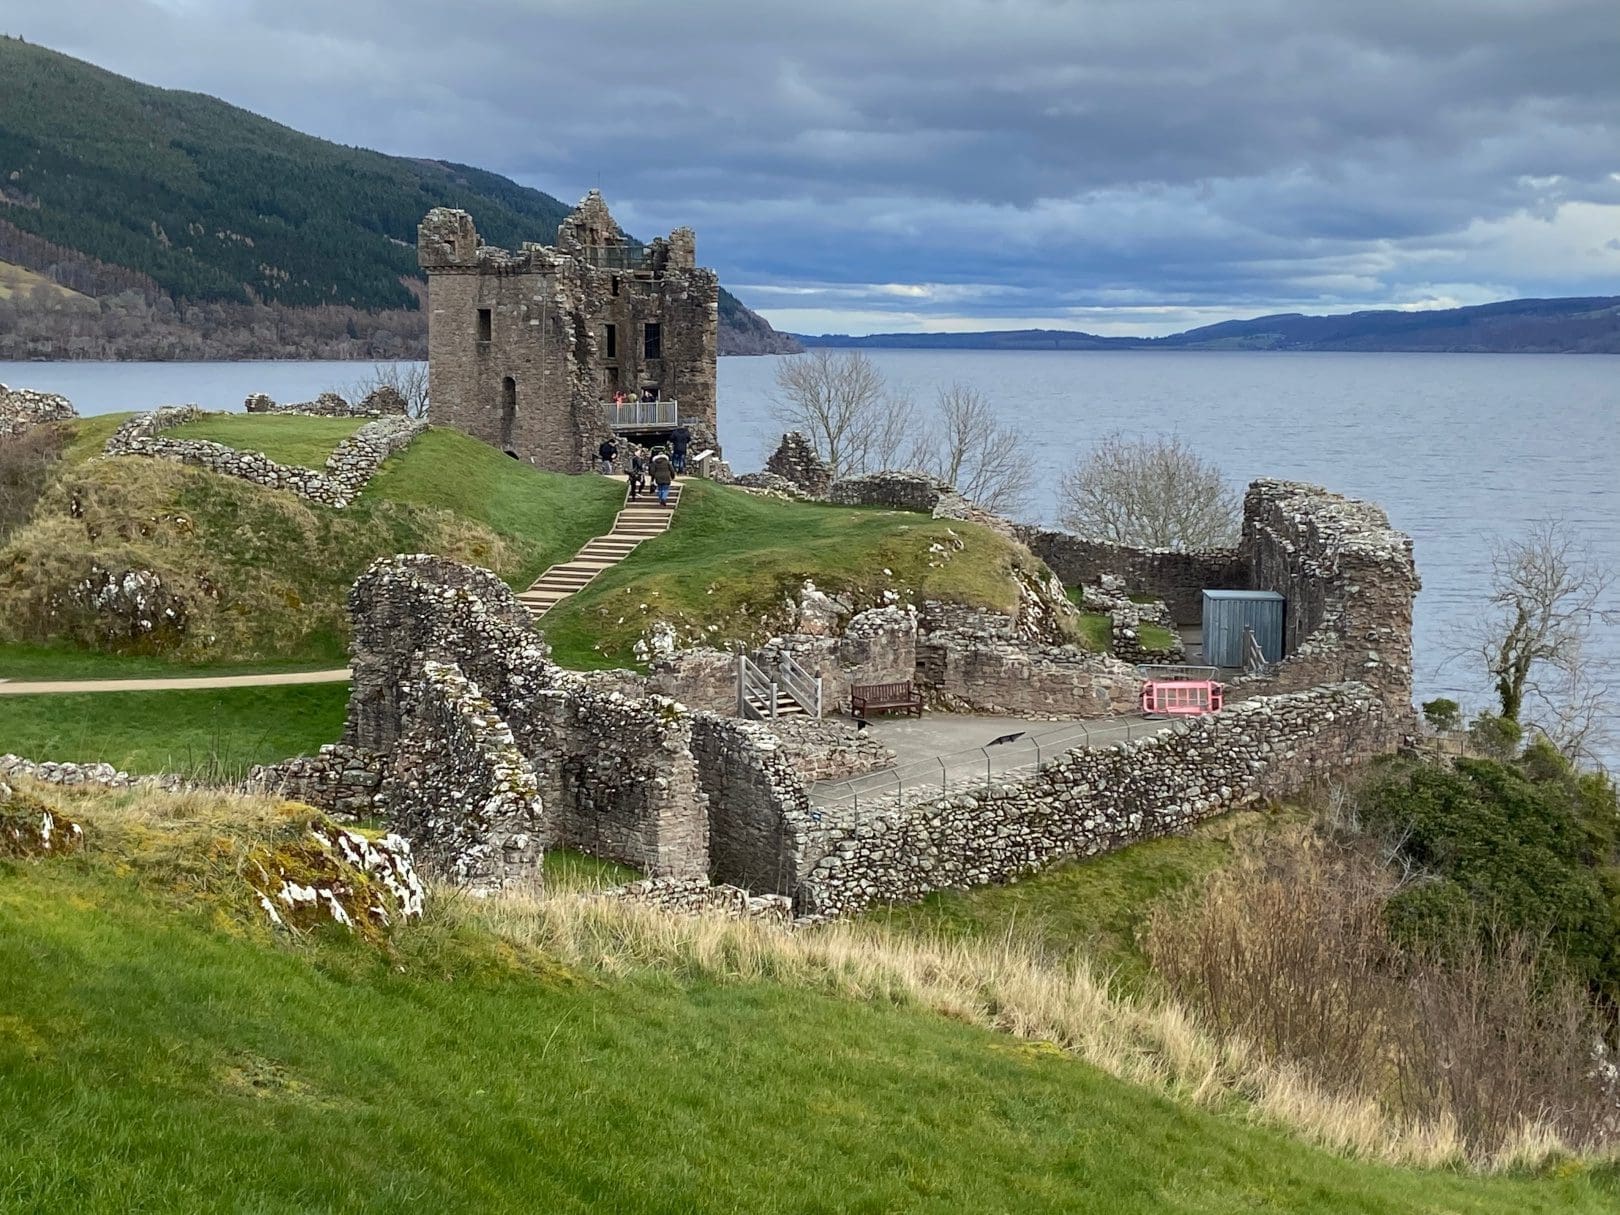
[[500, 376, 517, 453]]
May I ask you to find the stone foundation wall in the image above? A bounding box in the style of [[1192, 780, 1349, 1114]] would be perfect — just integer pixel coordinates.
[[648, 646, 737, 714], [246, 743, 385, 820], [594, 876, 794, 922], [796, 683, 1392, 917], [764, 716, 896, 782], [826, 470, 953, 512], [244, 388, 408, 418], [1015, 527, 1245, 623], [0, 384, 75, 436], [105, 406, 425, 508]]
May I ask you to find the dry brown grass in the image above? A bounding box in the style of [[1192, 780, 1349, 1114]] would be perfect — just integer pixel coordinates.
[[1146, 828, 1619, 1162], [457, 883, 1609, 1172]]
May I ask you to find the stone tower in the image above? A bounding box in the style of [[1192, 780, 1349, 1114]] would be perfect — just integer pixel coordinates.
[[418, 192, 719, 472]]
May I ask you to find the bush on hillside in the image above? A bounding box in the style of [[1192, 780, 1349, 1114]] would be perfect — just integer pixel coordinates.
[[1358, 751, 1620, 1004], [0, 425, 63, 544], [1146, 829, 1619, 1159], [1420, 697, 1461, 733]]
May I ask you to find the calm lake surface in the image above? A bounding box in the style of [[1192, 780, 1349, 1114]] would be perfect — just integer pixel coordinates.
[[6, 351, 1618, 734]]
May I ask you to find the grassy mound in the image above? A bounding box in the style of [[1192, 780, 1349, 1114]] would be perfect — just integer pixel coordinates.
[[3, 786, 1613, 1212], [0, 683, 349, 778], [0, 424, 621, 669], [364, 428, 623, 588], [543, 481, 1083, 669], [166, 414, 365, 470]]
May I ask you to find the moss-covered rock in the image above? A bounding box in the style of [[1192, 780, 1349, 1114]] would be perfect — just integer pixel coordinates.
[[0, 788, 84, 859], [244, 816, 424, 942]]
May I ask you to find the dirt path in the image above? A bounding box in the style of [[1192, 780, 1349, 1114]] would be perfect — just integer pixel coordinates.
[[0, 669, 351, 696]]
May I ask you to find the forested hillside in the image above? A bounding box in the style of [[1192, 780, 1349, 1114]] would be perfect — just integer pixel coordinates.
[[0, 36, 796, 356]]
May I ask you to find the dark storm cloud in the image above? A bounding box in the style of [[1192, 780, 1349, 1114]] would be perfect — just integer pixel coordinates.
[[5, 0, 1619, 330]]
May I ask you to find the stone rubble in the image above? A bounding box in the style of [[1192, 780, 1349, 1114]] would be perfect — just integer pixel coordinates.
[[0, 383, 76, 436]]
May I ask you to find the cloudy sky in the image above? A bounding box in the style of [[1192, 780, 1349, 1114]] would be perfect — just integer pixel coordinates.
[[6, 0, 1620, 334]]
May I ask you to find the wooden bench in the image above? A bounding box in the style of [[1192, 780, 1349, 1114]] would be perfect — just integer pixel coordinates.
[[851, 681, 923, 718]]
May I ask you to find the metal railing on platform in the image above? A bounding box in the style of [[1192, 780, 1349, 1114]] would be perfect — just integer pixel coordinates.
[[808, 716, 1168, 816], [605, 400, 679, 429]]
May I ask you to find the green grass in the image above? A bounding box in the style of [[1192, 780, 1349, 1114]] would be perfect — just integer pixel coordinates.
[[2, 858, 1613, 1213], [58, 412, 133, 464], [0, 640, 343, 681], [366, 428, 624, 587], [1078, 611, 1113, 650], [1139, 623, 1179, 651], [543, 480, 1075, 669], [167, 413, 365, 470], [867, 812, 1269, 990], [0, 683, 347, 776]]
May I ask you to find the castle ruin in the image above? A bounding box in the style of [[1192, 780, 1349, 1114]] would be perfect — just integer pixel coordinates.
[[417, 191, 719, 472]]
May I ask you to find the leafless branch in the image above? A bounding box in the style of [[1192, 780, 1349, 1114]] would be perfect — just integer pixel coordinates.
[[1057, 432, 1239, 550]]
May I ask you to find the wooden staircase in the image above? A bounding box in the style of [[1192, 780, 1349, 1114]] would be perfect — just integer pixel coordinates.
[[518, 479, 683, 618]]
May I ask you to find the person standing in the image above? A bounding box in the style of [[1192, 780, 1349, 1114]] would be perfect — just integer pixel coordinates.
[[670, 424, 691, 475], [628, 445, 647, 499], [597, 437, 618, 475], [650, 447, 674, 507]]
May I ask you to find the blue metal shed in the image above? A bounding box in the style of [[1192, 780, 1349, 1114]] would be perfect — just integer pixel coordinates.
[[1201, 590, 1285, 669]]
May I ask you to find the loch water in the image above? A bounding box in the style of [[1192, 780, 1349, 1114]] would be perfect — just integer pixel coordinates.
[[6, 350, 1618, 738]]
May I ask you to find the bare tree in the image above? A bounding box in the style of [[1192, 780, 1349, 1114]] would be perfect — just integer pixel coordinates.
[[908, 383, 1032, 514], [771, 350, 905, 477], [1471, 520, 1616, 730], [1058, 432, 1239, 550], [342, 362, 430, 419]]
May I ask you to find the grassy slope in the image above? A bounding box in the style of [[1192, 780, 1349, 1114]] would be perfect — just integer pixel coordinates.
[[3, 859, 1611, 1213], [0, 259, 87, 302], [167, 414, 363, 470], [543, 480, 1079, 669], [0, 684, 348, 777], [0, 423, 621, 669], [366, 428, 624, 588]]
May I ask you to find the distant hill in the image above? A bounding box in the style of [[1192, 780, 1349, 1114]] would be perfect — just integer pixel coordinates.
[[799, 296, 1620, 354], [0, 36, 796, 356]]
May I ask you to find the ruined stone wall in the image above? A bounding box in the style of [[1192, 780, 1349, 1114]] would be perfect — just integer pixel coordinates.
[[917, 629, 1141, 718], [1235, 479, 1420, 710], [689, 715, 814, 894], [244, 389, 407, 418], [795, 683, 1392, 917], [1015, 527, 1245, 623], [0, 384, 75, 436], [765, 432, 832, 496], [346, 554, 708, 879], [826, 470, 954, 513], [105, 407, 424, 508], [383, 659, 545, 892], [524, 682, 708, 877], [246, 743, 384, 820]]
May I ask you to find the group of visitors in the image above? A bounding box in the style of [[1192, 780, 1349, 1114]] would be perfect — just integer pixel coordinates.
[[609, 387, 663, 405], [598, 437, 678, 506]]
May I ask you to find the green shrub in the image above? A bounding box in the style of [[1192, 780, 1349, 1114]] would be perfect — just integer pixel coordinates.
[[1466, 712, 1522, 760], [1421, 697, 1461, 733], [1358, 754, 1620, 1003]]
